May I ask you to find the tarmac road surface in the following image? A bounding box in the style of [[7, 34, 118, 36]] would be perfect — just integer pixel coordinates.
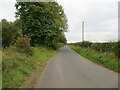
[[35, 46, 118, 88]]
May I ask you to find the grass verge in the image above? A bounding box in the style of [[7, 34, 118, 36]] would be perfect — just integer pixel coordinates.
[[69, 45, 118, 72], [2, 46, 56, 88]]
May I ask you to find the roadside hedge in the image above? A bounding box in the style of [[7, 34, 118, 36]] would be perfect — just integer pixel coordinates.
[[71, 41, 120, 58]]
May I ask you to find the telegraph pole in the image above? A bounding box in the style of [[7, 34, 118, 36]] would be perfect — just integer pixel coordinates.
[[82, 21, 84, 41]]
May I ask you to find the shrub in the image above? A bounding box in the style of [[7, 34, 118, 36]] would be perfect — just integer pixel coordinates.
[[50, 43, 64, 50], [90, 42, 116, 52], [2, 19, 22, 48], [118, 41, 120, 58], [2, 19, 14, 48], [14, 35, 32, 56], [114, 41, 120, 58], [79, 41, 92, 48], [72, 41, 119, 58]]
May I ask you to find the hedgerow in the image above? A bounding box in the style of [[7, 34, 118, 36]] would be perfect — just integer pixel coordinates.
[[71, 41, 120, 58]]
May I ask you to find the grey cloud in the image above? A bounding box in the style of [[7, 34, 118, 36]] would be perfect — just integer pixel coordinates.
[[0, 0, 118, 42], [0, 1, 16, 22], [57, 0, 118, 42]]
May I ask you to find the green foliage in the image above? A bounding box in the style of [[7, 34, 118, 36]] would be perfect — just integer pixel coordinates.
[[2, 19, 22, 48], [70, 45, 118, 72], [58, 34, 67, 44], [2, 46, 34, 88], [14, 35, 32, 56], [15, 2, 68, 46], [90, 42, 119, 58], [2, 19, 15, 47], [71, 41, 119, 58], [90, 42, 114, 52], [79, 41, 92, 48], [3, 46, 56, 88], [49, 43, 64, 50], [114, 41, 120, 58]]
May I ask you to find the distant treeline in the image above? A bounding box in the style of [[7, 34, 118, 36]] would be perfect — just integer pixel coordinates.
[[1, 1, 68, 50], [69, 41, 120, 58]]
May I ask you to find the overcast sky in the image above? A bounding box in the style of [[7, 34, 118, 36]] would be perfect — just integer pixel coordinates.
[[0, 0, 119, 43]]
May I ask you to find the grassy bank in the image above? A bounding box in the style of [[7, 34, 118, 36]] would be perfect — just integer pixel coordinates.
[[3, 46, 57, 88], [69, 45, 118, 72]]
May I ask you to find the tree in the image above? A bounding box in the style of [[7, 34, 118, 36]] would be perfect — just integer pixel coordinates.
[[2, 19, 14, 47], [15, 2, 68, 46], [2, 19, 22, 48]]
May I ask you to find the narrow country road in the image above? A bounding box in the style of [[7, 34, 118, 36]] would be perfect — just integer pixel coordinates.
[[35, 46, 118, 88]]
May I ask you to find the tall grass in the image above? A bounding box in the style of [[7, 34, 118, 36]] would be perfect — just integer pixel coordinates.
[[69, 41, 120, 58], [2, 46, 56, 88], [69, 42, 119, 72]]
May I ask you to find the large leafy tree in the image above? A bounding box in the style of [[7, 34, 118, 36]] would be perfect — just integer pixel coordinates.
[[15, 2, 68, 46]]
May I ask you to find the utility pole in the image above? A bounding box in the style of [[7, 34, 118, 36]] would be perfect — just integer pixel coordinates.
[[82, 21, 84, 41]]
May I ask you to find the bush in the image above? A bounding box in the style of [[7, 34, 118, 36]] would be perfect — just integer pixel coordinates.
[[72, 41, 119, 58], [2, 19, 14, 48], [79, 41, 92, 48], [14, 35, 32, 56], [114, 41, 120, 58], [50, 43, 64, 50], [2, 19, 21, 48], [118, 41, 120, 58], [90, 42, 117, 52]]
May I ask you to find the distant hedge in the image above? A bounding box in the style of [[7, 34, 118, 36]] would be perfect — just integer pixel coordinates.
[[71, 41, 120, 58]]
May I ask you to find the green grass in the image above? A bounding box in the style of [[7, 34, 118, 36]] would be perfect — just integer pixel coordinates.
[[2, 46, 56, 88], [0, 51, 1, 89], [69, 45, 118, 72]]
